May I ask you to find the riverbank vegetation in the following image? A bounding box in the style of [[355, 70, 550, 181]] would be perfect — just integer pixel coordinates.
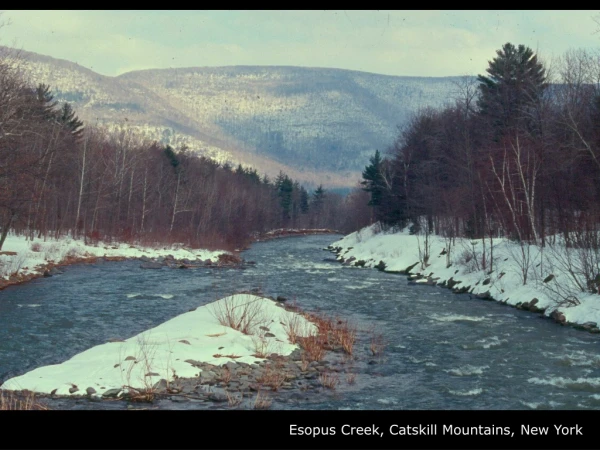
[[1, 293, 382, 409], [0, 45, 369, 259], [359, 43, 600, 309]]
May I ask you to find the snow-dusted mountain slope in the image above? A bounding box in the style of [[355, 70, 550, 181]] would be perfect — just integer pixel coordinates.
[[11, 47, 461, 187]]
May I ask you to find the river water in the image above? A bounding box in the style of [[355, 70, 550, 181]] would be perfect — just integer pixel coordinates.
[[1, 235, 600, 409]]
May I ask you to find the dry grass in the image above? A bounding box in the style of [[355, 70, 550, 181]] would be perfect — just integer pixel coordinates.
[[125, 387, 156, 403], [319, 372, 339, 390], [297, 334, 326, 361], [118, 334, 167, 403], [219, 367, 232, 385], [299, 355, 310, 372], [0, 390, 49, 410], [331, 319, 357, 355], [346, 373, 357, 385], [251, 335, 273, 359], [282, 314, 303, 344], [253, 390, 272, 410], [294, 309, 357, 356], [256, 364, 286, 391], [369, 331, 386, 356], [210, 296, 269, 335], [226, 390, 242, 407]]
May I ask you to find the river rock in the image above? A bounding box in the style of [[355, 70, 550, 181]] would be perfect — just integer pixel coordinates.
[[68, 386, 79, 394], [446, 277, 459, 289], [86, 387, 96, 395], [373, 261, 386, 271], [289, 349, 302, 361], [581, 322, 598, 332], [49, 267, 64, 276], [550, 310, 567, 324], [153, 379, 169, 393], [208, 392, 228, 402], [342, 256, 356, 266], [528, 298, 544, 313], [102, 388, 122, 398], [224, 361, 238, 371]]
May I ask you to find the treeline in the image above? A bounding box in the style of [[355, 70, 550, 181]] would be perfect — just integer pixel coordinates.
[[362, 43, 600, 249], [0, 51, 368, 251]]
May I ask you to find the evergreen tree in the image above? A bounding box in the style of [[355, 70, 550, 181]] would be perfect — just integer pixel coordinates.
[[477, 42, 547, 133], [35, 83, 58, 121], [361, 150, 384, 207], [299, 186, 309, 214], [245, 168, 261, 184], [164, 145, 180, 172], [57, 102, 84, 138], [312, 184, 326, 210], [275, 172, 294, 220]]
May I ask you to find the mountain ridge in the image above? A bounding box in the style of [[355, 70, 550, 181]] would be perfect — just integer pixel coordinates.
[[7, 46, 462, 188]]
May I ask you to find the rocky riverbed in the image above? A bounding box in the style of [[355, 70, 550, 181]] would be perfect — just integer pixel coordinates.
[[42, 345, 369, 410]]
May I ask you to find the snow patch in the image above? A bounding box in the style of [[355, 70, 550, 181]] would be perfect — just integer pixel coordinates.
[[0, 294, 316, 396], [329, 223, 600, 329]]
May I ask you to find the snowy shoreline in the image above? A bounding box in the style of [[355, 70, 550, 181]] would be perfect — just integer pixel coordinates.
[[327, 224, 600, 334], [1, 292, 369, 409], [0, 234, 231, 291], [0, 294, 316, 398]]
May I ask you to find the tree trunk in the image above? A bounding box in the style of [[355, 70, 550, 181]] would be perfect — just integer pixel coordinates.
[[0, 211, 16, 251]]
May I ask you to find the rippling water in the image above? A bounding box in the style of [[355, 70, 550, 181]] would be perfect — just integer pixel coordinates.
[[1, 235, 600, 409]]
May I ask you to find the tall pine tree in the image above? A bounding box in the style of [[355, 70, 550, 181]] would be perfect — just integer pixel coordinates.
[[477, 42, 547, 133], [361, 150, 384, 207]]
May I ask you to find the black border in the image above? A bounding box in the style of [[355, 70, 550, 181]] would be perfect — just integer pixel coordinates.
[[1, 409, 598, 449]]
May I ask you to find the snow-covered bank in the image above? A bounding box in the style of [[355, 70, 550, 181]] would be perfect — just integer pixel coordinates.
[[0, 233, 228, 289], [1, 294, 316, 396], [329, 224, 600, 331]]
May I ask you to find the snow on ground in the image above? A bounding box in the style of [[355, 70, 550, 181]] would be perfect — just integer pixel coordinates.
[[1, 294, 316, 396], [330, 223, 600, 329], [0, 233, 227, 281]]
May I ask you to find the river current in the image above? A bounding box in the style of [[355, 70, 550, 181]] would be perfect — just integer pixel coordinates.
[[1, 235, 600, 409]]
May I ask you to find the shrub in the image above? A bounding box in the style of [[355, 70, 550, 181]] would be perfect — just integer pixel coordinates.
[[209, 295, 268, 335]]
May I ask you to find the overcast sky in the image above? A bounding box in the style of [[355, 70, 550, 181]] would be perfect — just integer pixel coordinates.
[[1, 10, 600, 77]]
